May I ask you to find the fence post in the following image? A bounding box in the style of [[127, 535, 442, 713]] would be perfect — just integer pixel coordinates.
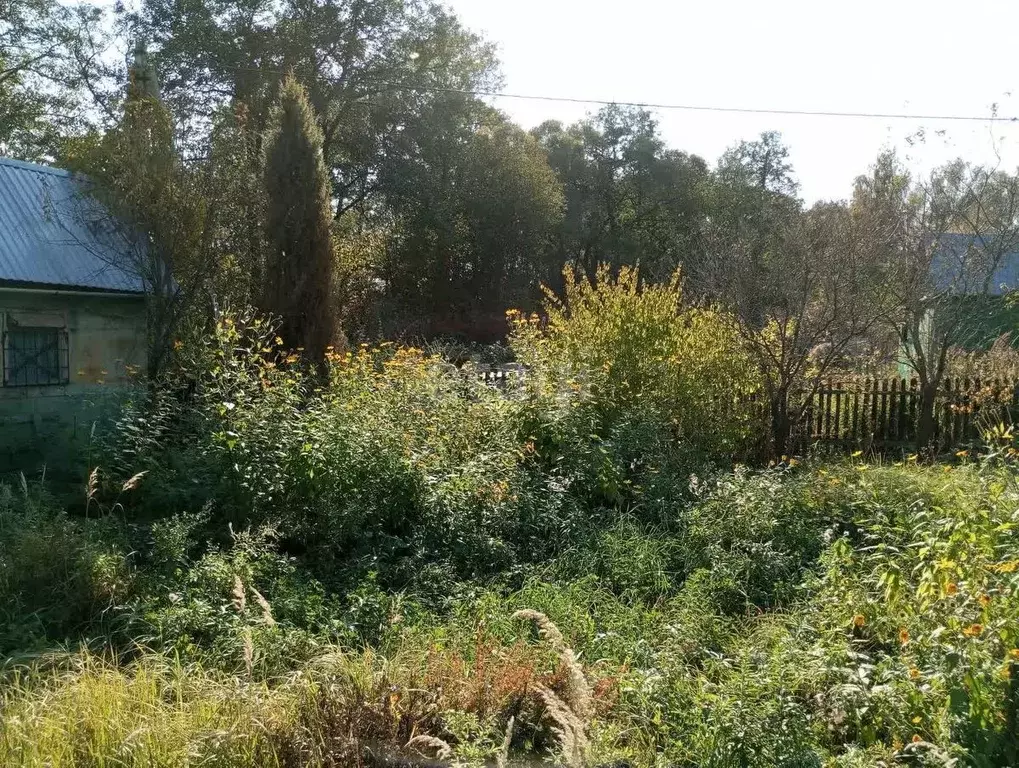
[[943, 378, 954, 448], [889, 378, 899, 442], [909, 378, 919, 443]]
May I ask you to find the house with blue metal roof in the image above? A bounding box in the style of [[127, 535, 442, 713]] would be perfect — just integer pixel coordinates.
[[0, 156, 147, 471]]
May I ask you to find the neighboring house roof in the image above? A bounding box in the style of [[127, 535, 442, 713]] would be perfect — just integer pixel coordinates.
[[0, 157, 144, 293], [931, 232, 1019, 297]]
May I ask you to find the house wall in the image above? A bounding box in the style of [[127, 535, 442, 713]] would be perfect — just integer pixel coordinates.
[[0, 287, 147, 476]]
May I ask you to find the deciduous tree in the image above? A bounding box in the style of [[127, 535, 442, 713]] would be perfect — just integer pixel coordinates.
[[853, 151, 1019, 449]]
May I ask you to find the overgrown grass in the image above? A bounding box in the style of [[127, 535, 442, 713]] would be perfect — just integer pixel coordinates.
[[4, 298, 1019, 764], [4, 459, 1019, 765]]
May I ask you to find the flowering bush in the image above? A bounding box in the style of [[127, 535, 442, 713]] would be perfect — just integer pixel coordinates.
[[510, 264, 762, 459]]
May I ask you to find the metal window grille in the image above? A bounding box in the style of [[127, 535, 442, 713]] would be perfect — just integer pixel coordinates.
[[3, 327, 70, 386]]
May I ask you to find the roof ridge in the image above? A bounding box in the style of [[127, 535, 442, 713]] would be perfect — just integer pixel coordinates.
[[0, 156, 72, 178]]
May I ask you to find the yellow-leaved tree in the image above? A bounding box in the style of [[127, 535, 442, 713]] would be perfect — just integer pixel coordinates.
[[511, 264, 762, 458]]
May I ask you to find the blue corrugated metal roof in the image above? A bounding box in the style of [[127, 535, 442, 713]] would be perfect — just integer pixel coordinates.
[[0, 157, 144, 293], [932, 233, 1019, 297]]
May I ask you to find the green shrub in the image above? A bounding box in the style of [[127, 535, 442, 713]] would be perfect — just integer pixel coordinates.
[[0, 482, 133, 655], [104, 313, 581, 590], [510, 264, 763, 458], [678, 465, 849, 614]]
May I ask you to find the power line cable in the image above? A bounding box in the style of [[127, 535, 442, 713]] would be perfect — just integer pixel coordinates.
[[213, 64, 1019, 123], [372, 82, 1019, 123]]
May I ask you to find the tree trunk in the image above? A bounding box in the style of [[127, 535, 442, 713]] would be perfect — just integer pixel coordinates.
[[770, 387, 791, 458], [916, 382, 938, 453]]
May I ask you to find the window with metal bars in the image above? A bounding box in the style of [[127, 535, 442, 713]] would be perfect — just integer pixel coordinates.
[[3, 327, 70, 386]]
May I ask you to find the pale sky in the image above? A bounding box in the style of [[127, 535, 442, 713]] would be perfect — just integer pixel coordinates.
[[444, 0, 1019, 203]]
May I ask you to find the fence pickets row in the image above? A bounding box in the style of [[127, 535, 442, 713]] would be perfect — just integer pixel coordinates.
[[796, 377, 1019, 450], [477, 367, 1019, 451]]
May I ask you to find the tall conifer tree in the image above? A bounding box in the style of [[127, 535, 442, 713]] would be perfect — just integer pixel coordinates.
[[263, 74, 335, 363]]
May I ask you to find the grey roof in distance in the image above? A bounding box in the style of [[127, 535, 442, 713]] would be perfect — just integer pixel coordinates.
[[0, 157, 145, 293]]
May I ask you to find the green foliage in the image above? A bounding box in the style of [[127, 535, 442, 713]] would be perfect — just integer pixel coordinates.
[[511, 264, 763, 459], [679, 466, 848, 614], [532, 105, 710, 283], [263, 74, 336, 362], [63, 91, 220, 378], [10, 306, 1019, 766], [382, 99, 565, 331], [5, 449, 1019, 766], [0, 481, 132, 656], [103, 312, 585, 593]]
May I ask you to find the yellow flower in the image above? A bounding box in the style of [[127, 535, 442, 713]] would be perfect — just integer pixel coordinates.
[[912, 734, 922, 743], [173, 339, 183, 350], [907, 453, 918, 462], [956, 449, 969, 458], [909, 667, 921, 680], [979, 594, 991, 607], [853, 614, 866, 628], [992, 560, 1019, 573], [1008, 649, 1019, 660], [851, 450, 863, 458], [962, 623, 983, 638], [899, 628, 910, 645], [912, 716, 922, 724], [946, 583, 958, 595], [788, 458, 800, 467]]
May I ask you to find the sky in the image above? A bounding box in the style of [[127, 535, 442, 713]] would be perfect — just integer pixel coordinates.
[[443, 0, 1019, 203]]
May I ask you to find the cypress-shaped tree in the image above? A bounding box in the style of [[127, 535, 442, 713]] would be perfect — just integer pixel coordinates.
[[263, 73, 336, 363]]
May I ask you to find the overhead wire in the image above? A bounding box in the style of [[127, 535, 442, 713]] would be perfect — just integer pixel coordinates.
[[213, 64, 1019, 123]]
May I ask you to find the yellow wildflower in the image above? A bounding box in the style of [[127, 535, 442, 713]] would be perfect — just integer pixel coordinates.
[[899, 628, 910, 645], [962, 623, 983, 638], [853, 614, 866, 628]]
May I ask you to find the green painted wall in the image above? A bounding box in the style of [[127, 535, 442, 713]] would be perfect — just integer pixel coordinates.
[[0, 288, 146, 476]]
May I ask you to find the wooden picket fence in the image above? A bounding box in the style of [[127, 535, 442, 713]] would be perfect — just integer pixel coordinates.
[[792, 377, 1019, 451], [474, 365, 1019, 454]]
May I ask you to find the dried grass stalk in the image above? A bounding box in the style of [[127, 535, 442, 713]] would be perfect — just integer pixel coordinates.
[[251, 586, 276, 626], [232, 574, 247, 614], [495, 715, 515, 768], [406, 734, 453, 760]]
